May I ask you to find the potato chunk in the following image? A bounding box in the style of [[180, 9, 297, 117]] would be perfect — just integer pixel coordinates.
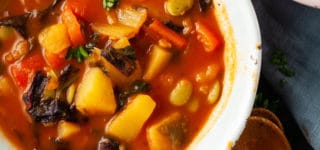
[[105, 94, 156, 142], [143, 45, 172, 81], [75, 68, 116, 116], [57, 121, 81, 140], [147, 112, 187, 150], [38, 24, 71, 54]]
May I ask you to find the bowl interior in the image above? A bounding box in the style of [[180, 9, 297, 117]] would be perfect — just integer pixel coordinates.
[[189, 0, 261, 149]]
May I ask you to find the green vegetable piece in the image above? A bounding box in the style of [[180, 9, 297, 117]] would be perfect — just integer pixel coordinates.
[[103, 0, 119, 11], [165, 0, 194, 16]]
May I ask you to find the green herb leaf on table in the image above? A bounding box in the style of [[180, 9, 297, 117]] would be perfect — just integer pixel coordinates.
[[254, 92, 279, 113], [270, 49, 295, 77], [103, 0, 119, 11], [270, 49, 295, 87]]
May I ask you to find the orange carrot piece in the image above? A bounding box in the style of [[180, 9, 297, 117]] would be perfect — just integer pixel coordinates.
[[62, 8, 85, 47], [148, 20, 187, 49], [195, 21, 221, 52]]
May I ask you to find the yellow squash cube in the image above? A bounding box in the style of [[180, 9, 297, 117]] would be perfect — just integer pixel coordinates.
[[105, 94, 156, 142], [75, 68, 116, 116]]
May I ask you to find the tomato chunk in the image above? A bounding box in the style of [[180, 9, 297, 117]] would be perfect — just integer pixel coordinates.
[[10, 54, 45, 90], [65, 0, 107, 23]]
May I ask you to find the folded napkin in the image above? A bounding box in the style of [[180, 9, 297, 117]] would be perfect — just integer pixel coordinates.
[[252, 0, 320, 149]]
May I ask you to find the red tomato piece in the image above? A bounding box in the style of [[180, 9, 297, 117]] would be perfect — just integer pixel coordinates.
[[65, 0, 107, 23], [10, 54, 46, 90]]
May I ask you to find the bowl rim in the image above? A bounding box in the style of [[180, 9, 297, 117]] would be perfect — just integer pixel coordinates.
[[191, 0, 262, 149]]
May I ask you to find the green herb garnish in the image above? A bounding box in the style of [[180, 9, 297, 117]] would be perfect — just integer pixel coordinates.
[[65, 46, 89, 63], [103, 0, 119, 11], [270, 49, 295, 77]]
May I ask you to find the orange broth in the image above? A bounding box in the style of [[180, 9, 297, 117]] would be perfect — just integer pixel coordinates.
[[0, 0, 225, 149]]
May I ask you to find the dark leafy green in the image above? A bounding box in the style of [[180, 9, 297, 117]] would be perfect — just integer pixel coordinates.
[[159, 116, 187, 148], [103, 0, 119, 11], [0, 13, 30, 38], [23, 70, 82, 123], [98, 137, 120, 150], [101, 45, 136, 76], [199, 0, 212, 12], [165, 21, 183, 34], [55, 65, 80, 98], [28, 98, 71, 123], [23, 72, 49, 110], [116, 80, 151, 110], [66, 46, 89, 63]]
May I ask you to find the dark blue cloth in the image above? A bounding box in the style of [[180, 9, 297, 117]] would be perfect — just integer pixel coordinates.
[[252, 0, 320, 149]]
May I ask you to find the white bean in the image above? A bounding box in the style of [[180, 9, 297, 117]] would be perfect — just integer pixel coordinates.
[[207, 80, 221, 104], [170, 79, 193, 106]]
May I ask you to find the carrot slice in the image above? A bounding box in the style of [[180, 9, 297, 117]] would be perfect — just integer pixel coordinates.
[[62, 8, 85, 47], [195, 21, 221, 52], [147, 20, 187, 50]]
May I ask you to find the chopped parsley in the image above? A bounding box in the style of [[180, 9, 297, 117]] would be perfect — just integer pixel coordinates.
[[270, 49, 295, 77], [254, 92, 279, 113], [103, 0, 119, 11], [65, 46, 89, 63]]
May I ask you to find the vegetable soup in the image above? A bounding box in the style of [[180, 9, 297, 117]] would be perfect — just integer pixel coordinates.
[[0, 0, 225, 149]]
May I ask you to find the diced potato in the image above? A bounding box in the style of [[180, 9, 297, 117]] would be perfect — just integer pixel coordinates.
[[75, 67, 117, 116], [165, 0, 194, 16], [147, 112, 187, 150], [112, 37, 131, 49], [143, 45, 172, 81], [57, 121, 81, 140], [87, 48, 142, 88], [117, 7, 147, 29], [169, 79, 193, 106], [38, 24, 71, 54], [105, 94, 156, 142], [207, 80, 221, 104], [91, 23, 136, 39]]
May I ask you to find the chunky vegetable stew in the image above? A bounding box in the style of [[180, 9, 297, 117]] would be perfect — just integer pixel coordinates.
[[0, 0, 225, 149]]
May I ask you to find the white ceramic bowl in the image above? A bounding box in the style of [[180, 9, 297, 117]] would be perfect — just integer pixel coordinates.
[[189, 0, 261, 149], [0, 0, 261, 149]]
